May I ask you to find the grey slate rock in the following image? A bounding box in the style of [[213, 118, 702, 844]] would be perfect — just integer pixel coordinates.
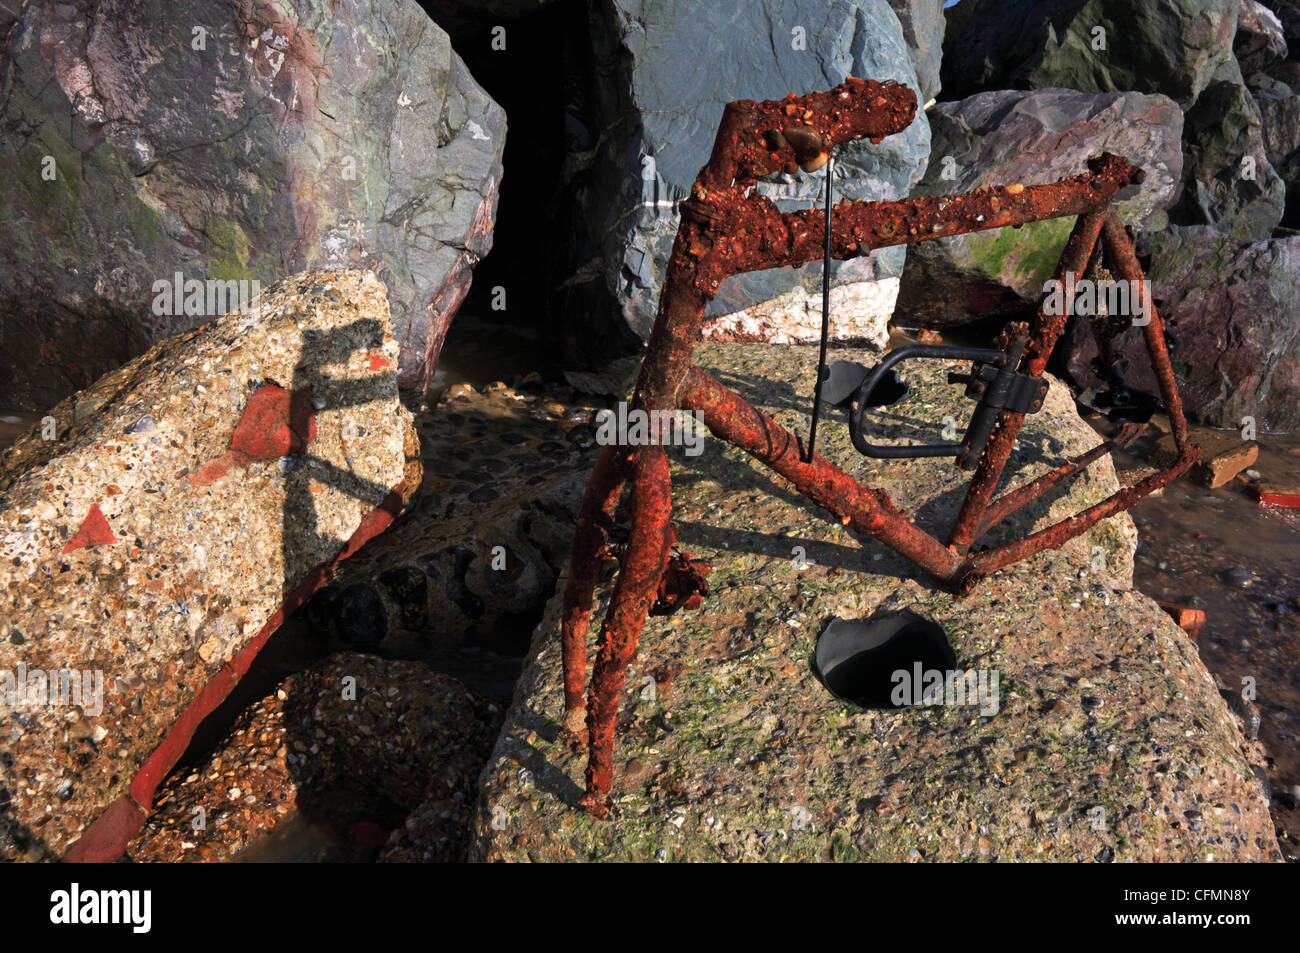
[[1259, 0, 1300, 48], [940, 0, 1239, 111], [1170, 58, 1286, 241], [886, 0, 946, 101], [1236, 0, 1289, 76], [552, 0, 930, 369], [0, 0, 504, 411]]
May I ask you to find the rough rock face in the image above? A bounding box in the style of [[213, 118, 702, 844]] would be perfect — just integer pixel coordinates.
[[1247, 11, 1300, 229], [0, 0, 504, 411], [553, 0, 930, 367], [127, 653, 499, 863], [894, 89, 1183, 329], [1259, 0, 1300, 49], [1257, 84, 1300, 169], [885, 0, 946, 102], [1237, 0, 1290, 76], [941, 0, 1239, 110], [469, 342, 1279, 862], [1170, 59, 1287, 241], [0, 270, 419, 862], [1070, 226, 1300, 434], [940, 1, 1284, 241], [1256, 85, 1300, 224]]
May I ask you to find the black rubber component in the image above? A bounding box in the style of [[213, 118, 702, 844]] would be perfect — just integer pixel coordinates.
[[848, 344, 1006, 459], [820, 361, 910, 409]]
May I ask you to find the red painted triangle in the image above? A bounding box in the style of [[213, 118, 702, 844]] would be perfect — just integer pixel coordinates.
[[62, 504, 117, 553]]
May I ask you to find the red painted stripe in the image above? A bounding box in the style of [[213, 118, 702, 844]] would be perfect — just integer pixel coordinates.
[[1250, 484, 1300, 508], [60, 797, 147, 864], [61, 484, 407, 862]]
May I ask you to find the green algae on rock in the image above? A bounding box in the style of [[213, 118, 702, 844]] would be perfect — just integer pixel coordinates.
[[469, 342, 1279, 862]]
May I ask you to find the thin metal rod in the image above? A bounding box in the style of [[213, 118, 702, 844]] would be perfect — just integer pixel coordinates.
[[1100, 212, 1192, 451], [803, 155, 835, 463], [971, 422, 1146, 540], [958, 441, 1199, 590]]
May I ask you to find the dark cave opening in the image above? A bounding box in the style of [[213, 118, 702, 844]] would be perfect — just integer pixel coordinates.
[[418, 0, 642, 389]]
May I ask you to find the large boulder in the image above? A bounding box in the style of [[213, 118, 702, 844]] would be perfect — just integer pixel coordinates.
[[894, 88, 1183, 330], [1260, 0, 1300, 48], [940, 0, 1239, 110], [470, 342, 1279, 862], [939, 1, 1284, 241], [1257, 85, 1300, 168], [1170, 59, 1287, 241], [0, 270, 419, 862], [1070, 225, 1300, 433], [0, 0, 504, 412], [886, 0, 947, 102], [1237, 0, 1290, 77], [552, 0, 930, 368], [1255, 85, 1300, 225]]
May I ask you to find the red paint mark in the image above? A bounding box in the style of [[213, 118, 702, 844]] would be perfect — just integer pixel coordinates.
[[192, 458, 233, 486], [62, 484, 409, 863], [62, 504, 117, 553], [60, 797, 147, 864], [368, 354, 390, 371], [191, 384, 317, 487], [230, 384, 317, 459], [1250, 484, 1300, 508]]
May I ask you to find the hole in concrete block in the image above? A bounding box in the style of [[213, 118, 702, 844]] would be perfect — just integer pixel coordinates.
[[814, 610, 956, 710]]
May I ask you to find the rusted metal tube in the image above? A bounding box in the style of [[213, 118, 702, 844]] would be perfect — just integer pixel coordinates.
[[1101, 212, 1193, 451], [971, 423, 1146, 540], [957, 443, 1200, 590], [679, 366, 963, 581], [700, 77, 918, 190], [581, 447, 673, 816], [631, 78, 918, 416], [735, 154, 1141, 274], [947, 210, 1108, 552], [560, 444, 632, 739]]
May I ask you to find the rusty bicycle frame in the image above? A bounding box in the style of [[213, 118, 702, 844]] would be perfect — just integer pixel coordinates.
[[559, 77, 1201, 815]]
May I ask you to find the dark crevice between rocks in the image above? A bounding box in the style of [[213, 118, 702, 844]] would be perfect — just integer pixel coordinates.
[[420, 0, 642, 391]]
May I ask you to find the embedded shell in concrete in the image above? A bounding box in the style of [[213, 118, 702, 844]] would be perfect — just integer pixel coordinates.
[[0, 269, 416, 861]]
